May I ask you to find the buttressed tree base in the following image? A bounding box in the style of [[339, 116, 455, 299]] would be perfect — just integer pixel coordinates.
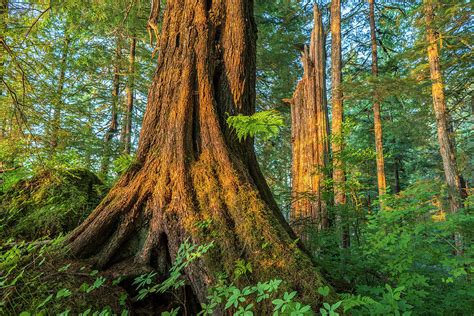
[[65, 0, 331, 310]]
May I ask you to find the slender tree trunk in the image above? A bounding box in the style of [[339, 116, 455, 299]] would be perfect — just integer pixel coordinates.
[[0, 0, 6, 83], [50, 36, 70, 153], [424, 1, 462, 213], [85, 103, 94, 168], [120, 36, 136, 154], [100, 37, 121, 177], [369, 0, 387, 202], [289, 5, 329, 235], [66, 0, 332, 310], [1, 0, 24, 140], [1, 0, 8, 139], [331, 0, 349, 247], [424, 0, 463, 254]]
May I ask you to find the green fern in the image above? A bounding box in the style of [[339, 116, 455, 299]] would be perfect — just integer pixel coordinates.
[[226, 110, 284, 141]]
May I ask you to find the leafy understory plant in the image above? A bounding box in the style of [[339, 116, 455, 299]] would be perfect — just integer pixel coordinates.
[[226, 110, 284, 141], [133, 238, 214, 300]]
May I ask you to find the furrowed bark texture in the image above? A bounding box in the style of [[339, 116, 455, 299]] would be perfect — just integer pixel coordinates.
[[67, 0, 330, 310], [330, 0, 345, 207], [369, 0, 387, 200], [330, 0, 349, 248], [289, 5, 329, 233], [424, 1, 462, 214]]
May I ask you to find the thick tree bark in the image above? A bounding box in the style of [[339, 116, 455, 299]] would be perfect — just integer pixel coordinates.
[[369, 0, 387, 202], [50, 35, 70, 153], [424, 1, 462, 214], [120, 36, 136, 154], [289, 5, 329, 234], [100, 37, 121, 177], [67, 0, 330, 310], [330, 0, 349, 248]]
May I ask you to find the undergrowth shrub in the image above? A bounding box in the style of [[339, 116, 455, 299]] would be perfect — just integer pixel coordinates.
[[0, 236, 129, 315], [310, 180, 474, 315]]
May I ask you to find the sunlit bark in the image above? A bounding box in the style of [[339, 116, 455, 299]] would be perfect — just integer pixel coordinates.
[[289, 5, 329, 234], [66, 0, 332, 310], [330, 0, 349, 248], [369, 0, 387, 203], [424, 0, 462, 214]]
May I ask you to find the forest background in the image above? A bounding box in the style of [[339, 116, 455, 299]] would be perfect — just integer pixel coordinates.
[[0, 0, 472, 315]]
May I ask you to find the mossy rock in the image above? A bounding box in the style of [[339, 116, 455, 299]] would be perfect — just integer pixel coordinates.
[[0, 168, 106, 241]]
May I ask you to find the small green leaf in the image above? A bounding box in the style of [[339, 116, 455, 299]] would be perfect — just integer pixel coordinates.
[[56, 288, 72, 299], [37, 294, 54, 308], [318, 286, 330, 297]]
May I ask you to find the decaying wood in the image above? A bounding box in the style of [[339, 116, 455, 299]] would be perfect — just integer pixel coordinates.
[[66, 0, 332, 311], [289, 5, 330, 234]]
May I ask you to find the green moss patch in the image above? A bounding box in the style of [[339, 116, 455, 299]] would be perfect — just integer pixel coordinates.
[[0, 168, 106, 241]]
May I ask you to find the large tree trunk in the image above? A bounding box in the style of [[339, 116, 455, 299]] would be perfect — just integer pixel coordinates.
[[369, 0, 387, 202], [100, 37, 121, 177], [289, 5, 329, 234], [66, 0, 330, 310], [330, 0, 349, 247], [424, 1, 462, 213], [120, 36, 136, 154], [50, 35, 70, 153]]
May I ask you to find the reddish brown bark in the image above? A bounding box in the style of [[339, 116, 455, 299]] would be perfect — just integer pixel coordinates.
[[330, 0, 345, 207], [330, 0, 349, 248], [289, 5, 329, 234], [425, 0, 463, 254], [369, 0, 387, 201], [66, 0, 330, 310], [424, 0, 462, 214]]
